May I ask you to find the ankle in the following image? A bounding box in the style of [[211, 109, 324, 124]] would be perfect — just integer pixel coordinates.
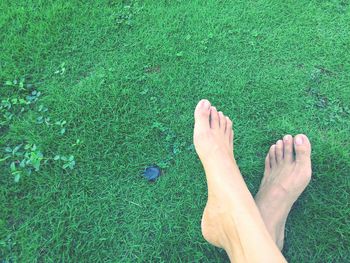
[[199, 148, 233, 162]]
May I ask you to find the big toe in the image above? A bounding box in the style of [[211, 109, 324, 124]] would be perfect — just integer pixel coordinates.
[[294, 134, 312, 166], [194, 99, 211, 129]]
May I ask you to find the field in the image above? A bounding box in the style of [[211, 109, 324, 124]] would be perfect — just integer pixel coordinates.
[[1, 0, 350, 262]]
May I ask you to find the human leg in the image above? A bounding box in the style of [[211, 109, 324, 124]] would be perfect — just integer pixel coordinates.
[[194, 100, 286, 263]]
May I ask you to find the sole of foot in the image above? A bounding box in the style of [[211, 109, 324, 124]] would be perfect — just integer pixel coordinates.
[[255, 134, 312, 250]]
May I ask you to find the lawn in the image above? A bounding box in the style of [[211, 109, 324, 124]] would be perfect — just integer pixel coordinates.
[[1, 0, 350, 262]]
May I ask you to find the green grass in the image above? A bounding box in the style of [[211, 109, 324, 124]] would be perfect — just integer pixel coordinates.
[[1, 0, 350, 262]]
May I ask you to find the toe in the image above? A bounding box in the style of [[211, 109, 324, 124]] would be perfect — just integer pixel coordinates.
[[194, 99, 211, 130], [264, 153, 271, 175], [225, 117, 232, 135], [210, 106, 219, 129], [275, 140, 284, 162], [269, 145, 277, 167], [226, 117, 233, 149], [218, 111, 226, 131], [294, 134, 312, 166], [283, 135, 293, 162]]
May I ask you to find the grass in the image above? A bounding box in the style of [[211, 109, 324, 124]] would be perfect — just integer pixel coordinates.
[[1, 0, 350, 261]]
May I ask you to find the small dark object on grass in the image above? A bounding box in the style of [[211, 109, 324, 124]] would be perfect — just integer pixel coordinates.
[[143, 165, 161, 182]]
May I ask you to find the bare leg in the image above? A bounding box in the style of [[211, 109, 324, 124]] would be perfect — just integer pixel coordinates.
[[193, 100, 286, 263], [255, 134, 312, 249]]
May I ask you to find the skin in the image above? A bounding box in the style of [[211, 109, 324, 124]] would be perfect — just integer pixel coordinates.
[[255, 134, 312, 250], [193, 99, 312, 262]]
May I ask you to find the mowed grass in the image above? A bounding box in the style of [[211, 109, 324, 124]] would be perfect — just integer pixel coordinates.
[[1, 0, 350, 262]]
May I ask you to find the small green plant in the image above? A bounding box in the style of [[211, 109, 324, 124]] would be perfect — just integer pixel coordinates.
[[176, 51, 184, 57], [36, 104, 52, 125], [26, 90, 41, 103], [54, 62, 66, 75], [36, 115, 51, 125], [0, 99, 14, 125], [37, 104, 48, 113], [1, 143, 77, 182], [2, 143, 45, 182], [55, 120, 67, 135], [72, 139, 82, 147], [53, 155, 76, 170], [114, 2, 143, 27], [0, 97, 30, 125], [4, 78, 28, 91], [1, 77, 77, 183], [1, 78, 40, 128]]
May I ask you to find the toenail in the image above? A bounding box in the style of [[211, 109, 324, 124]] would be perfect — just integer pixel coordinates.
[[295, 136, 303, 145], [203, 100, 210, 107], [284, 135, 292, 141]]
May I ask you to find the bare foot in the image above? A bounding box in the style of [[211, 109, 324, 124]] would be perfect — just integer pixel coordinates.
[[193, 99, 236, 248], [194, 100, 287, 262], [255, 134, 312, 250]]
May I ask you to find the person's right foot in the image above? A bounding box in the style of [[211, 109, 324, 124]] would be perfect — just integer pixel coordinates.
[[255, 134, 312, 250], [193, 99, 236, 249]]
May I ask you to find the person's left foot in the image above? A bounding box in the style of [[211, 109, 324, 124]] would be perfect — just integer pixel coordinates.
[[255, 135, 312, 250]]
